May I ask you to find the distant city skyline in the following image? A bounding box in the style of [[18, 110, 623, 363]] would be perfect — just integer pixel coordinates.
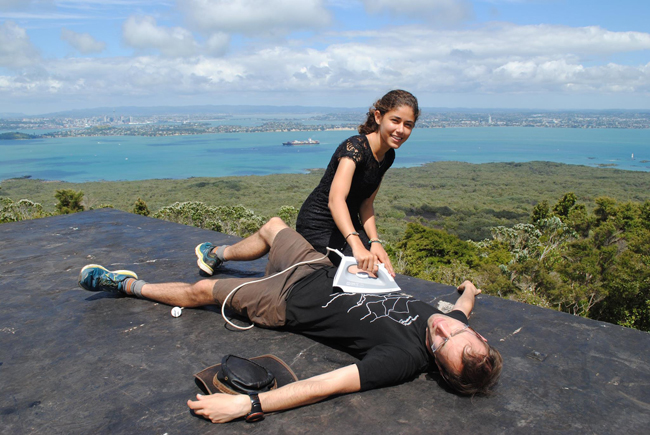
[[1, 0, 649, 115]]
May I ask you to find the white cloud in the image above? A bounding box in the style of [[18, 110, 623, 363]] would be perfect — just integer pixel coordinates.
[[347, 24, 650, 94], [360, 0, 473, 25], [180, 0, 331, 36], [2, 23, 650, 111], [205, 32, 229, 56], [0, 21, 40, 68], [61, 28, 106, 54], [122, 15, 198, 57], [345, 24, 650, 59], [468, 24, 650, 57]]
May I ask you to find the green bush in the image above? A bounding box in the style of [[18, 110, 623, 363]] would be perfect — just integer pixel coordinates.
[[278, 205, 299, 228], [394, 193, 650, 331], [395, 222, 480, 279], [132, 198, 150, 216], [89, 204, 115, 210], [153, 202, 265, 237], [55, 189, 84, 214], [0, 198, 52, 223]]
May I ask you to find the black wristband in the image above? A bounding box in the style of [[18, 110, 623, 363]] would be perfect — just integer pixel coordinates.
[[345, 231, 359, 241], [245, 393, 264, 423]]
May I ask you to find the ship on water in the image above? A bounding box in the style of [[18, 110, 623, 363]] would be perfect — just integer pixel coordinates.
[[282, 138, 320, 146]]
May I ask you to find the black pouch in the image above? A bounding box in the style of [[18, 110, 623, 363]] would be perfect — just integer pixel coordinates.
[[215, 355, 276, 394]]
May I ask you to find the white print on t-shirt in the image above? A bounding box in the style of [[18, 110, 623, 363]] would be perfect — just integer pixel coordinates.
[[323, 293, 419, 325]]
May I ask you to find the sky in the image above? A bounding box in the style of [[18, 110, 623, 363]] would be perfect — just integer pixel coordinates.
[[1, 0, 649, 115]]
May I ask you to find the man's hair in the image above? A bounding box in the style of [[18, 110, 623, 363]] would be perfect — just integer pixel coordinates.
[[441, 344, 503, 396]]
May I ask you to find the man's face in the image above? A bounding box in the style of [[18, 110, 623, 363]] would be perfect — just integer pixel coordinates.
[[426, 314, 488, 376]]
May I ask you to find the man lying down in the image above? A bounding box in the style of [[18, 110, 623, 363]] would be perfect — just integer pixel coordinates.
[[78, 217, 502, 424]]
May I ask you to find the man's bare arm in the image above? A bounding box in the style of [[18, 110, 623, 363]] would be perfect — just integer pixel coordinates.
[[187, 364, 361, 423], [453, 280, 482, 319]]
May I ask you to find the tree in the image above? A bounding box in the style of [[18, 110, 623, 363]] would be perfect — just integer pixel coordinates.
[[54, 189, 84, 214], [640, 201, 650, 228], [586, 200, 650, 330], [535, 217, 578, 265], [594, 197, 617, 223], [552, 192, 578, 219], [132, 198, 150, 216], [531, 200, 550, 224], [396, 222, 480, 278], [554, 239, 606, 316], [565, 203, 593, 237]]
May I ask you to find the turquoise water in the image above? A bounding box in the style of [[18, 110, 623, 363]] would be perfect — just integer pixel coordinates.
[[1, 127, 649, 182]]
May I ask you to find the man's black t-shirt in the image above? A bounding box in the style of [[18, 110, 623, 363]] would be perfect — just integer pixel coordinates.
[[284, 266, 469, 391]]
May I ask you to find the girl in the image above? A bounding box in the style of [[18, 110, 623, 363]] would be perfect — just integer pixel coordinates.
[[296, 90, 419, 275], [194, 90, 419, 278]]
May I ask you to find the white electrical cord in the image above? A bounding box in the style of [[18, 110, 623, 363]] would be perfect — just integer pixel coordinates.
[[221, 249, 334, 330]]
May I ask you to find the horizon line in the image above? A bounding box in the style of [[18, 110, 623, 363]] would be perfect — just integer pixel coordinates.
[[4, 104, 650, 119]]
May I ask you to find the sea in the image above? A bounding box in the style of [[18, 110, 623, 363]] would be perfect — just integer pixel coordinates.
[[1, 124, 649, 183]]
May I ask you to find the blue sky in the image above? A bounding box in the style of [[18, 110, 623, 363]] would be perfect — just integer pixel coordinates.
[[1, 0, 649, 115]]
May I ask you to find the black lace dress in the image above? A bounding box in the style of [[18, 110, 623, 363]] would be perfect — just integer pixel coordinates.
[[296, 135, 395, 257]]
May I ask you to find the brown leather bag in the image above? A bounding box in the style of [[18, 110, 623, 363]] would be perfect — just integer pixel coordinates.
[[194, 354, 298, 395]]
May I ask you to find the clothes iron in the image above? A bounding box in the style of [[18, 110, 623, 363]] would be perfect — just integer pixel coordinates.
[[327, 248, 401, 294]]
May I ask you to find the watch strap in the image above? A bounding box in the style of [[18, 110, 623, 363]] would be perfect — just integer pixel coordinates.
[[245, 393, 264, 423]]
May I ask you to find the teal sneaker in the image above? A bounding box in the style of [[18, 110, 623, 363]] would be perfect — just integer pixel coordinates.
[[195, 242, 222, 275], [78, 264, 138, 294]]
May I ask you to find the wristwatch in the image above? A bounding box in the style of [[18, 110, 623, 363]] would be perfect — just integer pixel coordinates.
[[245, 393, 264, 423]]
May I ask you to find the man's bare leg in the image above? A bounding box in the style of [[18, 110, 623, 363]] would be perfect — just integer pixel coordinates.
[[140, 279, 216, 307], [78, 267, 218, 303], [221, 217, 288, 261], [197, 217, 290, 275], [139, 218, 290, 306], [80, 219, 291, 302]]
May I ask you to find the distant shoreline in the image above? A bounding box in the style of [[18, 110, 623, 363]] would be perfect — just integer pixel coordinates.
[[0, 125, 358, 140], [3, 160, 647, 185], [4, 123, 650, 140], [4, 109, 650, 140]]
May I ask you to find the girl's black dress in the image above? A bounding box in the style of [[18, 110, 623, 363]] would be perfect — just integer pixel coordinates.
[[296, 135, 395, 257]]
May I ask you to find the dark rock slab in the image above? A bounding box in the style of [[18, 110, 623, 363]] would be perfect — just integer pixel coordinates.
[[1, 209, 649, 434]]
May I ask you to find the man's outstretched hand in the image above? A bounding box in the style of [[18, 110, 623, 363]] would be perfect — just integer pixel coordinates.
[[457, 280, 482, 297], [453, 280, 482, 318], [187, 393, 249, 424]]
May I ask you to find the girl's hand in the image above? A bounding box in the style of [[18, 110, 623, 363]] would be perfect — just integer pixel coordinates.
[[352, 245, 378, 274], [370, 243, 395, 277]]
